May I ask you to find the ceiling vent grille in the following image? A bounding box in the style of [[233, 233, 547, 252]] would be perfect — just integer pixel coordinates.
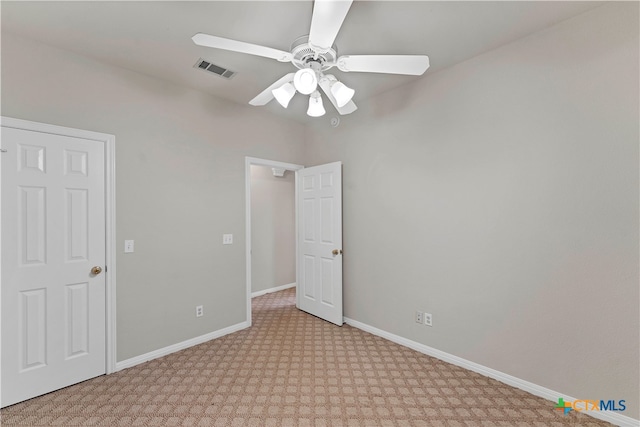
[[194, 58, 236, 79]]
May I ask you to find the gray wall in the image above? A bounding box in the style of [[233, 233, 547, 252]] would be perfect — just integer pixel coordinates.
[[1, 33, 307, 361], [250, 165, 296, 293], [307, 3, 639, 419]]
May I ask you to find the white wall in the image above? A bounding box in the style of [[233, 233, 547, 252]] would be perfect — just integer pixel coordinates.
[[0, 33, 308, 361], [307, 3, 639, 419], [250, 165, 296, 293]]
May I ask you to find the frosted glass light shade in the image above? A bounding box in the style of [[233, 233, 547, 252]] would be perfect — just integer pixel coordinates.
[[330, 81, 355, 107], [307, 91, 326, 117], [272, 82, 296, 108], [293, 69, 318, 95]]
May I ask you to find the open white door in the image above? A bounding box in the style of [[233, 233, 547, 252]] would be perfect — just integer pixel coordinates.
[[296, 161, 343, 326], [1, 124, 106, 407]]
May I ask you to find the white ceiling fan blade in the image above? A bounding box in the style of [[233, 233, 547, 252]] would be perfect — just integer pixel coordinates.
[[337, 55, 430, 75], [308, 0, 353, 52], [249, 73, 296, 106], [192, 33, 293, 62], [318, 75, 357, 115]]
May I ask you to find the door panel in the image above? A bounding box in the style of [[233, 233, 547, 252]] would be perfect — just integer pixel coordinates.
[[65, 282, 90, 358], [20, 288, 48, 370], [296, 162, 343, 325], [65, 188, 89, 261], [19, 185, 47, 265], [1, 125, 106, 407]]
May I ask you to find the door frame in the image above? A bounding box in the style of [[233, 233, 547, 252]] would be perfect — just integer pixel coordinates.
[[0, 116, 117, 375], [244, 157, 303, 326]]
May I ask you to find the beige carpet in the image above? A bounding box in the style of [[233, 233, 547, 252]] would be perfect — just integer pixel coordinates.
[[2, 288, 612, 426]]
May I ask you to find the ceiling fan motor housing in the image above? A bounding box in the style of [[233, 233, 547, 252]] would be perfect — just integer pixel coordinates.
[[291, 35, 337, 72]]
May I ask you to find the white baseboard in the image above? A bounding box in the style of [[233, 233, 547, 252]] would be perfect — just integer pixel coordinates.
[[115, 321, 249, 372], [251, 282, 296, 298], [343, 317, 638, 427]]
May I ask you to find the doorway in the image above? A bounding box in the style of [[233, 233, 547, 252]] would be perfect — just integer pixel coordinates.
[[244, 157, 303, 326]]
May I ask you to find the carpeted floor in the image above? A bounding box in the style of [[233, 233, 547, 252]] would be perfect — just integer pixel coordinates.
[[2, 288, 612, 426]]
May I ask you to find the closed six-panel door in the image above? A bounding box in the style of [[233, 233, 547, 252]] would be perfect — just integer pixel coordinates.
[[1, 126, 106, 407]]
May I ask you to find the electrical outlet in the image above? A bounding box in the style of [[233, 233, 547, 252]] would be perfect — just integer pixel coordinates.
[[415, 311, 424, 324], [424, 313, 433, 327], [196, 305, 204, 317]]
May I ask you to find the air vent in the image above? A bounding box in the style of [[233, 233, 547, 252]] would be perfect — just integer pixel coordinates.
[[194, 58, 236, 79]]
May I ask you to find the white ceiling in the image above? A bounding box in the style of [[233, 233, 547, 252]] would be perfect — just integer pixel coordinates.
[[2, 1, 603, 123]]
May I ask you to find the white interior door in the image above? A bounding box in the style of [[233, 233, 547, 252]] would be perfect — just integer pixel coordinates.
[[1, 125, 106, 407], [296, 161, 343, 325]]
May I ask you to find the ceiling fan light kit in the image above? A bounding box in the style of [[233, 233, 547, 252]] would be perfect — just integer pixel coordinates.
[[192, 0, 430, 118], [330, 81, 355, 108], [307, 91, 326, 117], [293, 69, 318, 95], [272, 82, 296, 108]]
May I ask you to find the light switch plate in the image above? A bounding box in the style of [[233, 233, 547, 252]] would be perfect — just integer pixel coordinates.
[[223, 234, 233, 245], [124, 240, 134, 253]]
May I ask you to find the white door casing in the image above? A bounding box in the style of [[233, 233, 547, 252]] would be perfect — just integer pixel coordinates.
[[1, 120, 113, 407], [296, 161, 343, 326]]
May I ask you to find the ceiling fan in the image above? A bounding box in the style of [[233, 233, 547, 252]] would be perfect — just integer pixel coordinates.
[[192, 0, 430, 117]]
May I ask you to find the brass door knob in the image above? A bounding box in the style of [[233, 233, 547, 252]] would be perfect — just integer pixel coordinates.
[[91, 266, 103, 275], [332, 249, 343, 255]]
